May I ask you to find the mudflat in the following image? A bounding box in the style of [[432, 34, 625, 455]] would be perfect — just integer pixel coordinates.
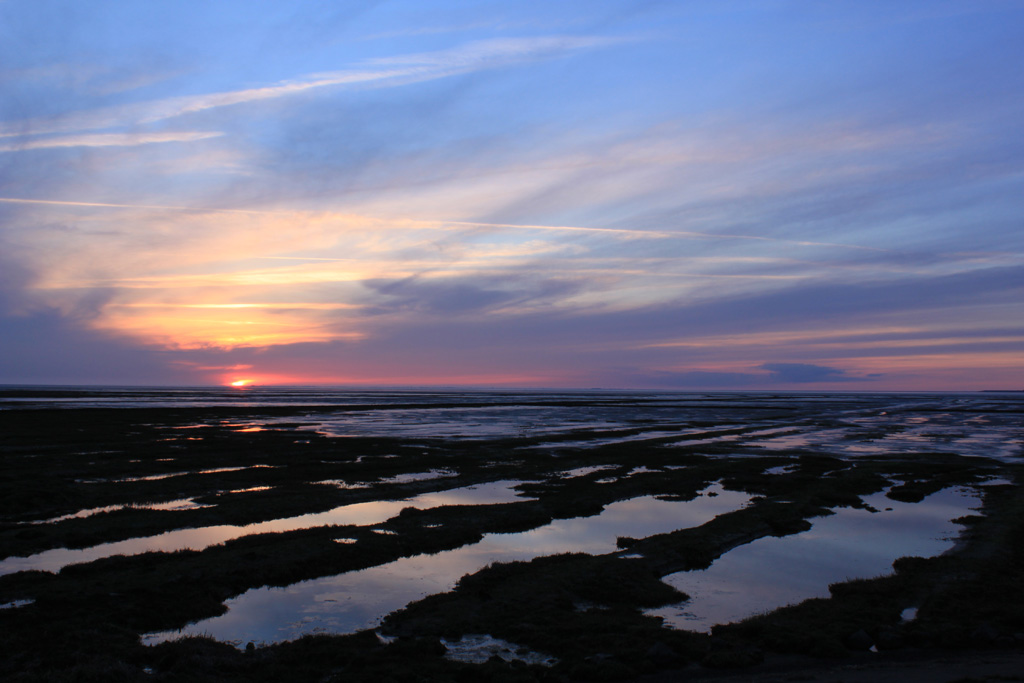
[[0, 388, 1021, 681]]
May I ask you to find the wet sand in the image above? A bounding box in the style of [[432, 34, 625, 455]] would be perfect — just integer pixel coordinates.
[[0, 389, 1021, 681]]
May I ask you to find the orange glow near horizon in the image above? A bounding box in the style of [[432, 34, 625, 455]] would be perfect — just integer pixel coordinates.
[[87, 301, 366, 350], [211, 370, 565, 388]]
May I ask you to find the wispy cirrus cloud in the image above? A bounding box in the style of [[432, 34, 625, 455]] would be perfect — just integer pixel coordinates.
[[363, 35, 629, 68], [1, 1, 1021, 389], [606, 362, 874, 388], [0, 35, 630, 139], [0, 131, 222, 152], [4, 184, 1017, 353], [759, 362, 868, 383]]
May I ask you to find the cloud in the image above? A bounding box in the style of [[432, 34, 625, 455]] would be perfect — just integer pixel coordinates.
[[628, 264, 1024, 337], [0, 308, 179, 385], [1, 3, 1022, 390], [603, 362, 875, 389], [0, 131, 222, 152], [615, 369, 763, 388], [362, 273, 583, 315], [0, 35, 631, 139], [758, 362, 867, 383], [364, 35, 629, 69]]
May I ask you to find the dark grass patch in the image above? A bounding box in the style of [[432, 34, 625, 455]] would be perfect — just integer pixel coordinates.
[[1, 394, 1020, 681]]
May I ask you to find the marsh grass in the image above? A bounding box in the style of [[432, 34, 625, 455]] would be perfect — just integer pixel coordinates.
[[1, 394, 1021, 681]]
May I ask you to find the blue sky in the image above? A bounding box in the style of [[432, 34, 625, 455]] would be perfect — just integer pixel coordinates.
[[1, 0, 1022, 389]]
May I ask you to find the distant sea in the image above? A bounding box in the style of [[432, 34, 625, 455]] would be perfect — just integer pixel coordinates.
[[1, 385, 1019, 456], [0, 384, 999, 410], [0, 385, 657, 409]]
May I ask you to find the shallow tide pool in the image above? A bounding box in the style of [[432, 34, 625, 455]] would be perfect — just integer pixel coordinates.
[[144, 484, 751, 646], [646, 484, 983, 632], [0, 480, 532, 576]]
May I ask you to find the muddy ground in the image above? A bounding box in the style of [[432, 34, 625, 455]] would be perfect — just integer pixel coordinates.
[[0, 390, 1021, 681]]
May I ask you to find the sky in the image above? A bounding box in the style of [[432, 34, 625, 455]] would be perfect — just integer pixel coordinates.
[[1, 0, 1022, 390]]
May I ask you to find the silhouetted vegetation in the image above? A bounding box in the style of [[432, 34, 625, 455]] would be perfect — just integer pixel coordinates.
[[1, 392, 1021, 681]]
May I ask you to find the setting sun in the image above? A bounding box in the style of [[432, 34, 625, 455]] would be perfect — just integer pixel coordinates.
[[229, 380, 251, 388]]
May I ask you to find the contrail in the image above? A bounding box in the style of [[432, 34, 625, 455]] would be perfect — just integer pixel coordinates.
[[440, 220, 673, 238], [441, 220, 887, 252], [0, 197, 885, 252], [0, 197, 271, 215]]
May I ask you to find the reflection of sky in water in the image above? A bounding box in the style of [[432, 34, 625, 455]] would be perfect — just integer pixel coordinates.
[[379, 470, 457, 484], [0, 481, 531, 576], [144, 484, 751, 646], [112, 465, 274, 483], [554, 465, 618, 478], [26, 497, 214, 525], [442, 634, 556, 666], [283, 396, 1023, 455], [755, 429, 845, 451], [756, 418, 1022, 460], [302, 405, 637, 439], [664, 426, 792, 448], [0, 599, 34, 610], [12, 390, 1017, 459], [528, 428, 728, 450], [0, 388, 681, 410], [647, 485, 982, 632], [6, 389, 1018, 644]]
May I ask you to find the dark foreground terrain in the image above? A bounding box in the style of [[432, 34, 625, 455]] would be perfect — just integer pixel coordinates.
[[0, 389, 1022, 681]]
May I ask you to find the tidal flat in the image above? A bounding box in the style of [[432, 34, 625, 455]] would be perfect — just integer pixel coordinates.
[[0, 388, 1022, 681]]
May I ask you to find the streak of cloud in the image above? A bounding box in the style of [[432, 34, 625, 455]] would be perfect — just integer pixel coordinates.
[[0, 35, 631, 139], [1, 1, 1022, 389], [0, 131, 221, 152]]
